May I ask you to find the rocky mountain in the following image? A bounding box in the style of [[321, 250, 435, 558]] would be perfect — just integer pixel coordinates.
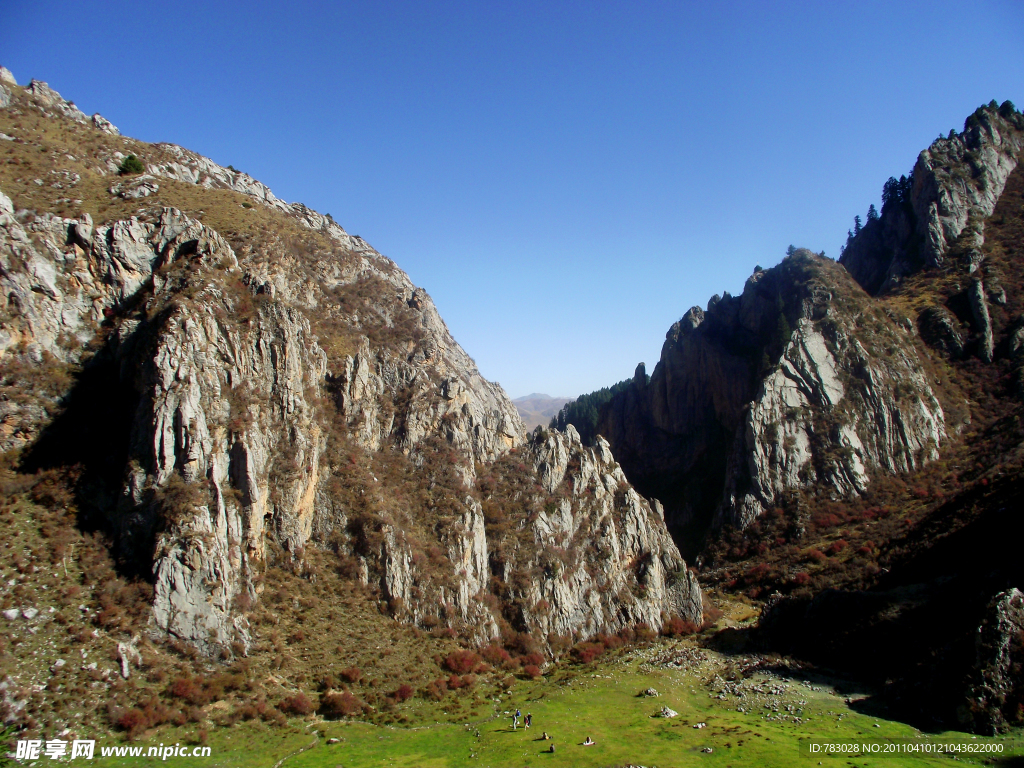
[[512, 393, 571, 430], [591, 99, 1024, 731], [598, 252, 954, 548], [0, 67, 702, 674]]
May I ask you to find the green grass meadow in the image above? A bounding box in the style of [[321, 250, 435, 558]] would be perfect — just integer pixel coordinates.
[[95, 645, 1022, 768]]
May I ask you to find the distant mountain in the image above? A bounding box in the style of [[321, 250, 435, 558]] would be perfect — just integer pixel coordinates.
[[512, 393, 572, 430]]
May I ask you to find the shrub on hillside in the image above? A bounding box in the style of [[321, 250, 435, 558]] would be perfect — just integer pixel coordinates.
[[118, 154, 145, 175], [393, 684, 414, 702], [320, 691, 364, 718], [573, 641, 606, 664], [279, 692, 316, 715], [480, 644, 512, 666], [661, 616, 698, 637], [444, 650, 482, 675]]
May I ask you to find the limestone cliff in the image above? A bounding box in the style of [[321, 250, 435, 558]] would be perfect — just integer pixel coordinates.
[[599, 252, 952, 537], [840, 101, 1024, 295], [0, 70, 699, 655]]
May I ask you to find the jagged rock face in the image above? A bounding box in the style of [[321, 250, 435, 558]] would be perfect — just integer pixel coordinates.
[[337, 426, 702, 646], [841, 103, 1024, 296], [0, 189, 522, 651], [518, 427, 703, 637], [599, 252, 950, 535], [0, 73, 697, 655], [959, 588, 1024, 735]]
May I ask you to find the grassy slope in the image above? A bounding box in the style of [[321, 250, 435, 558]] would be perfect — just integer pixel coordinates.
[[98, 634, 1021, 767]]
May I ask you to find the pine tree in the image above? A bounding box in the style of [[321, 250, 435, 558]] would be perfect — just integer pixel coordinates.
[[867, 204, 878, 222]]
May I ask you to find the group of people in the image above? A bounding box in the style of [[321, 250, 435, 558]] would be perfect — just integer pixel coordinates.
[[509, 708, 595, 751], [511, 708, 533, 730]]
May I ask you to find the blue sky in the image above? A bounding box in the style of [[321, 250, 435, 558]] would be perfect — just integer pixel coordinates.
[[3, 1, 1023, 398]]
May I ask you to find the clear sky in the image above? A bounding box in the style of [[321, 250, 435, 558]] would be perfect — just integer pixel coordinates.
[[3, 1, 1023, 398]]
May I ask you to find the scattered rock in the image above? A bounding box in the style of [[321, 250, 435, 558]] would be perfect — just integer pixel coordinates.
[[116, 638, 142, 680], [108, 175, 159, 198]]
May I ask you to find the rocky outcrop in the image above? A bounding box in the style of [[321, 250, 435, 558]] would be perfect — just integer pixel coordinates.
[[959, 588, 1024, 735], [968, 278, 995, 363], [841, 102, 1024, 295], [521, 427, 703, 636], [599, 252, 950, 534], [338, 424, 702, 646], [1, 71, 702, 656], [21, 78, 118, 137]]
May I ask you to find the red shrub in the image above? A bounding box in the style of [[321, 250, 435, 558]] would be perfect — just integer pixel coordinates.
[[573, 642, 605, 664], [167, 676, 212, 706], [524, 664, 542, 678], [447, 674, 465, 689], [444, 650, 482, 675], [340, 666, 362, 684], [805, 549, 827, 564], [825, 539, 848, 556], [811, 512, 843, 529], [279, 693, 315, 715], [661, 616, 698, 636], [320, 691, 363, 717], [480, 644, 512, 665], [393, 684, 414, 702], [521, 652, 545, 667], [117, 708, 149, 739], [792, 572, 811, 586]]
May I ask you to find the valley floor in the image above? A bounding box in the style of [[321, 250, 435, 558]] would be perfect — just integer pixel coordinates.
[[94, 638, 1023, 768]]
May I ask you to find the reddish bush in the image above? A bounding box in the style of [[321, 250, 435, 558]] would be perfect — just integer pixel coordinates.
[[661, 616, 698, 637], [792, 572, 811, 586], [805, 549, 827, 564], [320, 691, 363, 717], [279, 693, 315, 715], [524, 664, 542, 678], [825, 539, 848, 556], [521, 652, 545, 667], [340, 666, 362, 684], [811, 512, 843, 529], [116, 708, 149, 739], [447, 674, 465, 690], [573, 642, 606, 664], [444, 650, 482, 675], [480, 644, 512, 665], [393, 684, 414, 702], [167, 676, 212, 706]]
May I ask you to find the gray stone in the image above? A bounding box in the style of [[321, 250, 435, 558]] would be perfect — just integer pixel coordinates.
[[0, 67, 16, 86], [91, 114, 119, 135], [969, 278, 994, 363], [959, 588, 1024, 734]]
